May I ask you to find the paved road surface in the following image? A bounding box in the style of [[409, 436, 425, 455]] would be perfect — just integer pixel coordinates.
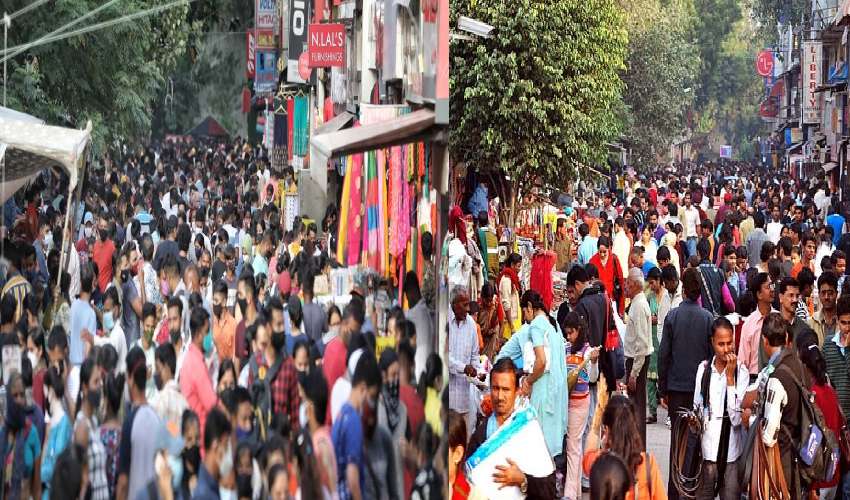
[[581, 406, 672, 498]]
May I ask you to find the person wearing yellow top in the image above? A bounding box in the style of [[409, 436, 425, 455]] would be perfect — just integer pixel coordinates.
[[419, 352, 444, 437]]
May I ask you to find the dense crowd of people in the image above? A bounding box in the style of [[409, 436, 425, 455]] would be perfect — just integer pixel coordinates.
[[448, 161, 850, 500], [0, 136, 444, 500]]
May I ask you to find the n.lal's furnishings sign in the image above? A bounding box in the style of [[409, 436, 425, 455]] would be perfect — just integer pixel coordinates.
[[308, 23, 345, 67], [256, 0, 276, 30], [803, 41, 822, 124]]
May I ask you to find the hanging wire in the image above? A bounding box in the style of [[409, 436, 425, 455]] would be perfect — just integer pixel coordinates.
[[1, 0, 195, 63], [1, 0, 123, 63], [7, 0, 51, 21]]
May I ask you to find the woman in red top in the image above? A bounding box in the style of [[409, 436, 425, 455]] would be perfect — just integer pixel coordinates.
[[589, 236, 625, 315], [797, 335, 842, 496]]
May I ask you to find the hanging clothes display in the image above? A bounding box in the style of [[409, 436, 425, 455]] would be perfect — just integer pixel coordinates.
[[293, 96, 309, 157]]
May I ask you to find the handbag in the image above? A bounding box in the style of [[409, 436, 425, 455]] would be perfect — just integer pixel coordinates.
[[604, 297, 620, 351], [836, 407, 850, 467]]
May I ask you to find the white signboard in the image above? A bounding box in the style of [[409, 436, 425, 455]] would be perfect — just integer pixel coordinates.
[[803, 41, 822, 124]]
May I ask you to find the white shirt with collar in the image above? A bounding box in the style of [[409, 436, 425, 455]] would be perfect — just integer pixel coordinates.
[[694, 358, 749, 461]]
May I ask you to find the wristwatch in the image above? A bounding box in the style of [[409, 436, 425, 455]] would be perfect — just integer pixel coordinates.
[[520, 476, 528, 494]]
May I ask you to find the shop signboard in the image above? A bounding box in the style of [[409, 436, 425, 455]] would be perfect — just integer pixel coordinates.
[[802, 41, 822, 124], [255, 50, 278, 93], [308, 23, 345, 67], [719, 145, 732, 158], [246, 32, 256, 79], [287, 0, 311, 83], [756, 50, 774, 77], [256, 0, 276, 30], [256, 29, 276, 49]]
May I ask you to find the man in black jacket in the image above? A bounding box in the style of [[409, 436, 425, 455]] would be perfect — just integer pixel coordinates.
[[659, 267, 714, 500], [465, 358, 556, 499], [697, 237, 727, 316]]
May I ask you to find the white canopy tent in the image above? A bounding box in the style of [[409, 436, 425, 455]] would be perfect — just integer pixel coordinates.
[[0, 111, 92, 204], [0, 108, 92, 300]]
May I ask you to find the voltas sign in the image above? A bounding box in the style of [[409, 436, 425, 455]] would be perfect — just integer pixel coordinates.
[[308, 23, 345, 67]]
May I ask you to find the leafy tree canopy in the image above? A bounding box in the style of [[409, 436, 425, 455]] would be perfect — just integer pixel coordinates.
[[451, 0, 628, 193]]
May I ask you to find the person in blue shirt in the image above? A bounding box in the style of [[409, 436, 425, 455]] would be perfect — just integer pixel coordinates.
[[577, 223, 598, 266], [332, 351, 381, 500], [41, 365, 72, 500], [827, 203, 845, 247], [192, 407, 233, 500]]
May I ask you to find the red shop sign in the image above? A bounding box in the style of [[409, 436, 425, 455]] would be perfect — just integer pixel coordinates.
[[308, 23, 345, 67]]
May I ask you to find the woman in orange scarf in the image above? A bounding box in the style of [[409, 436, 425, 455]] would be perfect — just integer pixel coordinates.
[[589, 235, 625, 315]]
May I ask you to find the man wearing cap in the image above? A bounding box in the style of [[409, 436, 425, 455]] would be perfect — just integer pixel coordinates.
[[625, 267, 652, 445]]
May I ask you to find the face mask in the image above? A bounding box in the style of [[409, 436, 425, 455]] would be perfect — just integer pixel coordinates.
[[235, 426, 251, 443], [154, 372, 164, 391], [237, 298, 247, 316], [213, 304, 223, 318], [86, 385, 102, 412], [385, 379, 400, 402], [99, 229, 108, 242], [27, 350, 39, 371], [219, 488, 237, 500], [6, 394, 25, 431], [237, 473, 253, 498], [195, 248, 203, 260], [182, 445, 201, 475], [144, 328, 154, 345], [299, 401, 308, 429], [44, 231, 53, 250], [103, 311, 115, 332], [219, 439, 234, 477], [271, 330, 286, 352], [84, 227, 93, 238], [169, 454, 183, 489], [161, 279, 171, 297]]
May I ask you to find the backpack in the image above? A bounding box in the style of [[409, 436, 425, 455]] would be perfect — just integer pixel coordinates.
[[249, 353, 285, 441], [775, 364, 840, 487]]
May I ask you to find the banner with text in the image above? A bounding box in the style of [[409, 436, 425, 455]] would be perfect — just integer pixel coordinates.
[[256, 0, 276, 30], [255, 50, 278, 93], [287, 0, 311, 83], [308, 23, 345, 67], [803, 41, 822, 124], [246, 32, 256, 79]]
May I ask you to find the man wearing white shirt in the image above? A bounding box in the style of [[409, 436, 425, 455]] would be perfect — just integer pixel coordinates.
[[694, 317, 749, 499], [448, 287, 482, 436], [766, 206, 784, 244], [683, 192, 700, 257]]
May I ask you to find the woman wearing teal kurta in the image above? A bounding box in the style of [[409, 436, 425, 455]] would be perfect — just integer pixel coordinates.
[[646, 268, 664, 424], [518, 290, 568, 458]]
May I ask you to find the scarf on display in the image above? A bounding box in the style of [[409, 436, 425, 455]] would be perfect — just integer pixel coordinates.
[[499, 266, 521, 293]]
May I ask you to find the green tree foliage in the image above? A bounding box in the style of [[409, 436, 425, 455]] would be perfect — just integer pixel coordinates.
[[4, 0, 200, 154], [450, 0, 628, 195], [620, 0, 699, 167]]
